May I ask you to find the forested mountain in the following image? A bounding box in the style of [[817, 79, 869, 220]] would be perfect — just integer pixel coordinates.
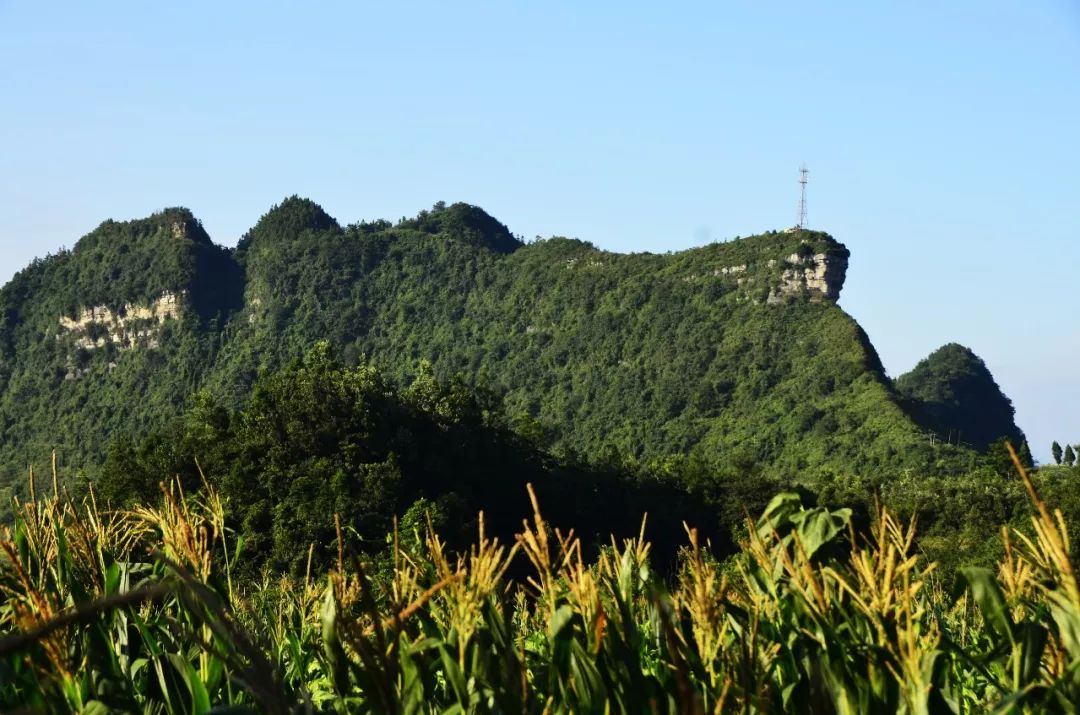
[[895, 342, 1026, 451], [0, 209, 242, 496], [0, 198, 1023, 500]]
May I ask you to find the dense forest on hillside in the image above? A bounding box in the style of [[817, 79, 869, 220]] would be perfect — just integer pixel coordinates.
[[95, 343, 739, 577], [87, 343, 1076, 577], [0, 198, 1025, 504]]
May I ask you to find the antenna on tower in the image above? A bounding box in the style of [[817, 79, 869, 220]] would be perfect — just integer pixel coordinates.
[[797, 163, 809, 229]]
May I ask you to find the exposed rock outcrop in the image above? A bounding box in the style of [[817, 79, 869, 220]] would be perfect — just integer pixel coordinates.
[[767, 250, 848, 304], [58, 292, 184, 378]]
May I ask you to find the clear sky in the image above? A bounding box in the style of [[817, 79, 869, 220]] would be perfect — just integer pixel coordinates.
[[2, 1, 1078, 461]]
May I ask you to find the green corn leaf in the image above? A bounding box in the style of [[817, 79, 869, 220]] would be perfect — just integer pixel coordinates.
[[788, 507, 852, 560], [204, 653, 226, 699], [103, 561, 121, 597], [320, 586, 350, 696], [398, 636, 427, 714], [1046, 591, 1080, 662], [956, 567, 1015, 646], [551, 604, 576, 642], [756, 493, 804, 539], [168, 652, 212, 715], [150, 655, 179, 715], [437, 642, 468, 703], [1018, 622, 1048, 686]]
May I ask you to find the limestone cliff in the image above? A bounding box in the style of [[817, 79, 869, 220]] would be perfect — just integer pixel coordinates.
[[767, 250, 848, 304], [678, 229, 848, 306], [57, 291, 184, 378]]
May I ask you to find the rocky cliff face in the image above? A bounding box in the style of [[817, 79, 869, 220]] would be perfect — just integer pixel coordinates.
[[57, 291, 184, 378], [767, 250, 848, 304], [686, 233, 849, 305]]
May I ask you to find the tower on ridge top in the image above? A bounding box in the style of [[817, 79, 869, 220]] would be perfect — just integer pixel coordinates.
[[797, 163, 808, 229]]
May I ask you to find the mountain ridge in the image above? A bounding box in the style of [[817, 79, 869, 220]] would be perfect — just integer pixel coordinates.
[[0, 199, 1022, 496]]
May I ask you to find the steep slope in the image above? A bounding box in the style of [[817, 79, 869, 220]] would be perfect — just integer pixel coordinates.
[[0, 199, 979, 497], [895, 343, 1024, 452], [209, 199, 959, 479], [0, 209, 241, 488]]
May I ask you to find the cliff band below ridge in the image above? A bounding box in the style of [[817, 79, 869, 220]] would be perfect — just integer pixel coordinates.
[[58, 292, 183, 350]]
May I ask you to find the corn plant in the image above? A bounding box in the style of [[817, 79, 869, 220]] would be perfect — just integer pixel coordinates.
[[4, 446, 1080, 712]]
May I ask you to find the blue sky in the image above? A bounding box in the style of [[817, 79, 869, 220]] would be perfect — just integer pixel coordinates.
[[1, 1, 1078, 461]]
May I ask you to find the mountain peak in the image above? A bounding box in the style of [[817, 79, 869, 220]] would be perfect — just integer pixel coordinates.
[[80, 207, 213, 250], [159, 207, 213, 245], [238, 196, 341, 252], [397, 202, 521, 254], [895, 342, 1024, 451]]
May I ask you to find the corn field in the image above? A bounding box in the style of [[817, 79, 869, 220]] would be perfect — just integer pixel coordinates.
[[4, 445, 1080, 713]]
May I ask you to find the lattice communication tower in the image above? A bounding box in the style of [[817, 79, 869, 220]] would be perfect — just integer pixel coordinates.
[[797, 164, 808, 229]]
